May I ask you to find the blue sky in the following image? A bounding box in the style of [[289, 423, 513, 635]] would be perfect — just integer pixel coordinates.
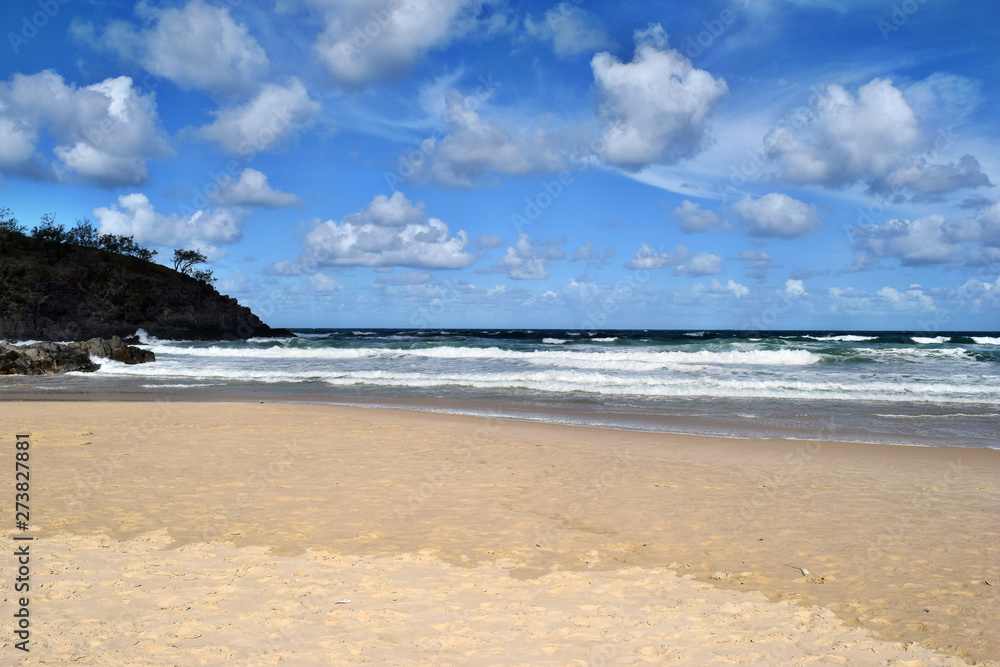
[[2, 0, 998, 330]]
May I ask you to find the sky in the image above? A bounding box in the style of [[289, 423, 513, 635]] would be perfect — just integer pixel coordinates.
[[1, 0, 998, 330]]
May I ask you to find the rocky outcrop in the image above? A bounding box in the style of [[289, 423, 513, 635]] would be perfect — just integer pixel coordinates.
[[69, 336, 156, 365], [0, 232, 294, 342], [0, 336, 154, 376]]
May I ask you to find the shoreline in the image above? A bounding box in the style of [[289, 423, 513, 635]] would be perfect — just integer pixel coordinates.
[[1, 400, 998, 663], [2, 390, 998, 451]]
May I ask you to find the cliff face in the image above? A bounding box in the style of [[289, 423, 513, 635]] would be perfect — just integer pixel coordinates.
[[0, 233, 293, 342]]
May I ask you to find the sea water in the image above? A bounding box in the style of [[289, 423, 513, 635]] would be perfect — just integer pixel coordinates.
[[4, 329, 998, 449]]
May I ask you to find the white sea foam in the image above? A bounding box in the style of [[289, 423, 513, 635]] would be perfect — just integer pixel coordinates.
[[591, 337, 617, 342], [912, 336, 949, 344], [141, 343, 823, 368], [803, 335, 878, 342], [542, 338, 568, 344], [972, 336, 1000, 345]]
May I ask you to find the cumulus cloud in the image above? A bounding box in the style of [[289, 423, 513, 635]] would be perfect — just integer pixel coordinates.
[[483, 234, 565, 280], [208, 168, 302, 208], [80, 0, 270, 97], [272, 191, 474, 273], [674, 252, 722, 277], [308, 273, 346, 293], [592, 23, 728, 170], [312, 0, 497, 88], [764, 76, 993, 199], [0, 71, 170, 187], [765, 78, 920, 187], [93, 193, 244, 248], [784, 279, 806, 297], [405, 92, 565, 187], [672, 200, 730, 233], [524, 2, 613, 58], [200, 79, 320, 156], [881, 154, 992, 200], [846, 214, 964, 269], [731, 193, 821, 238], [624, 243, 689, 270], [703, 278, 749, 298]]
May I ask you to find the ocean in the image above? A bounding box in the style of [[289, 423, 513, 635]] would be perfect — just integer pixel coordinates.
[[4, 329, 999, 449]]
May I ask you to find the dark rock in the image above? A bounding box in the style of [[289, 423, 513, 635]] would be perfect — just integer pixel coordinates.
[[0, 341, 101, 375], [0, 336, 154, 375], [67, 336, 155, 364]]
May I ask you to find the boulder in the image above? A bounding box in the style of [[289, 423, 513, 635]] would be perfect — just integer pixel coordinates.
[[0, 341, 101, 375], [69, 336, 156, 364], [0, 337, 154, 376]]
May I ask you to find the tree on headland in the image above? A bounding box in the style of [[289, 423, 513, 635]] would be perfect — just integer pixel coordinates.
[[30, 213, 68, 244], [0, 208, 24, 235], [172, 248, 216, 284], [0, 208, 26, 252], [0, 208, 157, 261]]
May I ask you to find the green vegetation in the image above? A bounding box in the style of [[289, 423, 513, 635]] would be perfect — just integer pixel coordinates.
[[172, 248, 216, 284]]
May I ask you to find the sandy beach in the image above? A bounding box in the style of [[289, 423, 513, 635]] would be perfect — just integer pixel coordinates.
[[1, 400, 997, 665]]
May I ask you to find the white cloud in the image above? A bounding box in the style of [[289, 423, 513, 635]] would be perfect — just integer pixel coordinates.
[[707, 278, 749, 298], [0, 71, 170, 187], [275, 191, 474, 272], [308, 273, 346, 293], [408, 93, 565, 187], [208, 168, 302, 208], [475, 233, 506, 249], [572, 241, 596, 261], [312, 0, 493, 88], [374, 271, 433, 285], [784, 279, 806, 297], [592, 23, 728, 170], [882, 154, 991, 199], [561, 278, 600, 302], [674, 252, 722, 277], [672, 200, 730, 233], [848, 214, 964, 268], [624, 243, 689, 270], [88, 0, 269, 97], [200, 79, 320, 156], [951, 202, 1000, 248], [764, 76, 993, 200], [93, 193, 244, 248], [484, 234, 564, 280], [765, 78, 921, 187], [876, 285, 934, 311], [524, 2, 612, 58], [731, 193, 820, 238]]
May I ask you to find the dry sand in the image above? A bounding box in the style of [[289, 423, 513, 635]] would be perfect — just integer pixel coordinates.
[[0, 400, 997, 665]]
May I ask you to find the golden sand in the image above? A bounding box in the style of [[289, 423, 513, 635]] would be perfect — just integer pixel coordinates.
[[1, 401, 997, 665]]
